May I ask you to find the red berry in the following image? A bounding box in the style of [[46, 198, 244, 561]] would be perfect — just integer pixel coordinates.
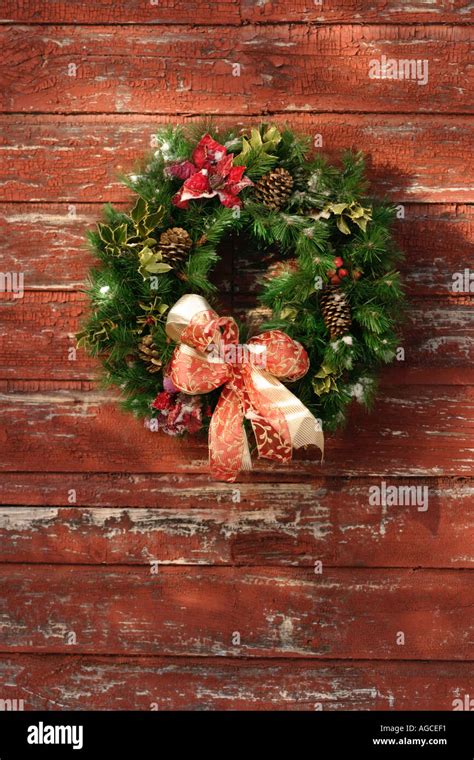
[[338, 268, 349, 277], [334, 256, 344, 268], [327, 268, 336, 277], [353, 270, 362, 280], [330, 275, 341, 286]]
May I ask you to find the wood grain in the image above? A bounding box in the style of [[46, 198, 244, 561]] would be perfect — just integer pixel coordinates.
[[1, 293, 472, 380], [243, 0, 474, 25], [1, 368, 473, 391], [1, 202, 472, 294], [1, 25, 471, 115], [1, 566, 472, 659], [0, 655, 471, 710], [2, 1, 472, 25], [0, 477, 471, 567], [0, 387, 473, 476], [1, 114, 472, 203], [0, 5, 473, 711]]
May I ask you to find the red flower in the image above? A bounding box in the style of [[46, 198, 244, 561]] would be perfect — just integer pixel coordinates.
[[151, 391, 173, 411], [172, 169, 216, 209], [192, 134, 227, 170], [165, 160, 196, 180], [171, 134, 252, 209]]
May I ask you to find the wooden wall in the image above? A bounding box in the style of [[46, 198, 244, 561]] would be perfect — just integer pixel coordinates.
[[0, 1, 473, 710]]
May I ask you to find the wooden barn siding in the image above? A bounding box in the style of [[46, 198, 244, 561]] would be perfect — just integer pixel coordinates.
[[0, 1, 472, 711]]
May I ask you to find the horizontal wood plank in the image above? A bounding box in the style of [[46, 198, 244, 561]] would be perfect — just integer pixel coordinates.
[[0, 293, 472, 379], [0, 654, 471, 710], [1, 368, 474, 390], [0, 1, 243, 26], [1, 25, 472, 115], [243, 0, 474, 24], [1, 114, 471, 203], [1, 1, 472, 25], [1, 203, 472, 295], [0, 477, 471, 567], [0, 387, 472, 476], [0, 566, 472, 658]]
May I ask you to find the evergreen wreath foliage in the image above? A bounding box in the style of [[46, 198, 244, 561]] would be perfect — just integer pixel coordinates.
[[78, 123, 405, 437]]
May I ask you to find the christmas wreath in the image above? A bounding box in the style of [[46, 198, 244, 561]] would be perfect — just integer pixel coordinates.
[[78, 123, 405, 481]]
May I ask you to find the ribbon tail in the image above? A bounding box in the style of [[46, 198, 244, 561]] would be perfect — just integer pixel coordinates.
[[208, 385, 250, 482], [248, 368, 324, 462]]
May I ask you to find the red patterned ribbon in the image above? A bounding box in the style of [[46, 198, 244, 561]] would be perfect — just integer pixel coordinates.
[[166, 295, 323, 482]]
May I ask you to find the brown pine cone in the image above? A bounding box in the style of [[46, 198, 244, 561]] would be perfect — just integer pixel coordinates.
[[254, 167, 294, 210], [157, 227, 192, 265], [319, 286, 352, 339], [138, 334, 162, 373]]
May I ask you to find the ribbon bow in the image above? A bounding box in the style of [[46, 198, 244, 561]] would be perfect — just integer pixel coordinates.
[[165, 294, 324, 482]]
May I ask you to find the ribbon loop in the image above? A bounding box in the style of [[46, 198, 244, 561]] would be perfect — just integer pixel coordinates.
[[166, 294, 324, 482]]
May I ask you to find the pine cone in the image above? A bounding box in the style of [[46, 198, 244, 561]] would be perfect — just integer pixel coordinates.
[[254, 167, 294, 210], [138, 334, 162, 373], [157, 227, 192, 265], [319, 286, 352, 339]]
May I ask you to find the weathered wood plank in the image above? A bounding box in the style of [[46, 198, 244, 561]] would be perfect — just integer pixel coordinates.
[[0, 566, 471, 658], [0, 655, 471, 710], [0, 292, 92, 380], [1, 114, 472, 203], [0, 470, 466, 505], [0, 1, 243, 25], [0, 380, 95, 393], [1, 0, 472, 25], [0, 203, 100, 289], [1, 203, 472, 295], [0, 293, 472, 379], [243, 0, 474, 24], [0, 477, 471, 567], [0, 387, 472, 476], [1, 367, 473, 390], [1, 25, 471, 115]]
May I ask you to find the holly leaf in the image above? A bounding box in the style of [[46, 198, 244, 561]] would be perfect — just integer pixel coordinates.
[[336, 215, 351, 235], [138, 248, 172, 279], [97, 223, 115, 245], [328, 202, 349, 215], [238, 125, 281, 160], [113, 223, 129, 245], [145, 209, 165, 231], [280, 306, 298, 321], [348, 203, 365, 219], [249, 128, 263, 150], [131, 197, 147, 225], [353, 216, 368, 232], [148, 262, 173, 273], [261, 124, 281, 149]]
